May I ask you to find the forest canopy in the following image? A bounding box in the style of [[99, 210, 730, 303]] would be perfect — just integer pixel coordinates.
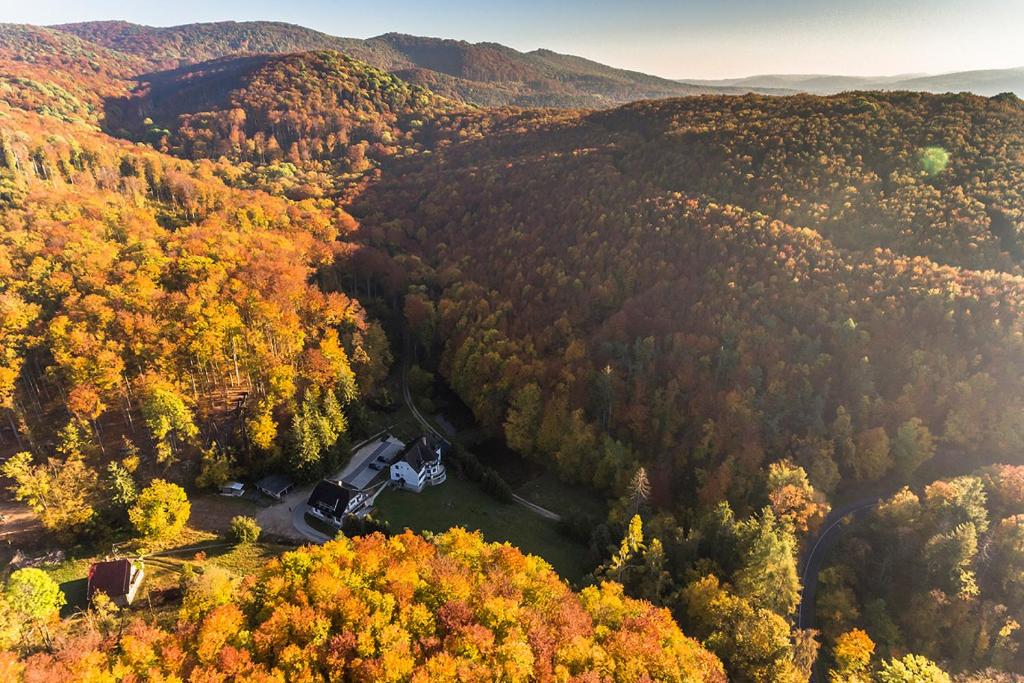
[[3, 529, 727, 682]]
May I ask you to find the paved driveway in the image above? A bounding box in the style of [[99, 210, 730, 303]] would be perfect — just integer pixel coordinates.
[[255, 484, 331, 544]]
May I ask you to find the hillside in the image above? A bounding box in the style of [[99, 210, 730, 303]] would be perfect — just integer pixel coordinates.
[[54, 20, 755, 108], [106, 49, 489, 198], [354, 89, 1024, 510], [5, 530, 727, 681], [0, 57, 391, 496], [368, 33, 736, 107], [892, 67, 1024, 98], [0, 24, 147, 123], [346, 93, 1024, 675], [51, 19, 398, 70], [689, 66, 1024, 97], [597, 92, 1024, 270]]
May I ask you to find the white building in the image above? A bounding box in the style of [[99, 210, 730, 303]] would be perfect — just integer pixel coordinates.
[[306, 480, 369, 525], [390, 436, 446, 493]]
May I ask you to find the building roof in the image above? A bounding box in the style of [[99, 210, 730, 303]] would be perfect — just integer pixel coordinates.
[[397, 436, 440, 471], [256, 474, 295, 496], [307, 480, 353, 514], [88, 559, 135, 599], [338, 435, 404, 491]]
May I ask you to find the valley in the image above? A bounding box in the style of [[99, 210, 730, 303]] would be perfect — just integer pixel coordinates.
[[0, 14, 1021, 682]]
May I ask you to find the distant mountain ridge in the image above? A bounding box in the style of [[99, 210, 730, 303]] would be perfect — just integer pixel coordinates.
[[53, 19, 770, 108], [687, 67, 1024, 97]]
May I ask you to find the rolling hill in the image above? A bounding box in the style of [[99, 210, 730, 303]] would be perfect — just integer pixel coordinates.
[[687, 66, 1024, 97], [53, 19, 762, 108], [0, 23, 147, 122], [51, 19, 393, 68], [353, 90, 1024, 505]]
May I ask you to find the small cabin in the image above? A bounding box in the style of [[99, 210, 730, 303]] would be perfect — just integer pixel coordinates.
[[87, 559, 145, 607], [256, 474, 295, 500], [218, 481, 245, 497]]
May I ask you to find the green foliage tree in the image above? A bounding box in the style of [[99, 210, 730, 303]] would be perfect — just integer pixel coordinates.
[[918, 147, 950, 176], [924, 476, 989, 534], [288, 387, 347, 476], [2, 451, 98, 535], [924, 522, 979, 598], [734, 508, 802, 617], [4, 568, 65, 646], [105, 461, 137, 509], [129, 479, 190, 540], [194, 443, 235, 489], [682, 574, 804, 681], [503, 382, 542, 456], [852, 428, 892, 481], [229, 516, 261, 544], [136, 374, 199, 464], [891, 418, 935, 477], [877, 654, 951, 683], [594, 514, 675, 603]]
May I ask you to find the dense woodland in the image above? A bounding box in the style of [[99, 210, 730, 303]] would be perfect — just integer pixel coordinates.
[[0, 530, 727, 681], [0, 24, 145, 124], [0, 17, 1023, 682], [356, 92, 1024, 503], [54, 20, 753, 108], [819, 464, 1024, 675]]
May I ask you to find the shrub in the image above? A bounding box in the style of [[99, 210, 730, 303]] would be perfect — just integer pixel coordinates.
[[228, 515, 261, 544]]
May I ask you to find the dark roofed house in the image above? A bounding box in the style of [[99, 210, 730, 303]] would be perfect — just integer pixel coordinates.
[[390, 435, 446, 493], [306, 480, 368, 526], [256, 474, 295, 500], [87, 558, 144, 607]]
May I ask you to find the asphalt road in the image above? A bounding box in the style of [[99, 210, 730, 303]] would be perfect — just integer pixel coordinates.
[[798, 496, 880, 681]]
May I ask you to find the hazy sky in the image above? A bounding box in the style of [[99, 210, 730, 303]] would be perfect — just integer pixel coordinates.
[[5, 0, 1024, 79]]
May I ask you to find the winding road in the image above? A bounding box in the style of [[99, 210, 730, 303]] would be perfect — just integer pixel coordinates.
[[798, 496, 881, 681]]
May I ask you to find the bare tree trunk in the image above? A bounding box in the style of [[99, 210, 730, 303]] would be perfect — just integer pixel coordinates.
[[6, 410, 22, 449], [232, 337, 241, 385]]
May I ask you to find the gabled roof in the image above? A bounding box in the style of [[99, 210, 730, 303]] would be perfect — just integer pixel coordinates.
[[397, 436, 439, 471], [256, 474, 295, 496], [88, 559, 135, 599], [307, 480, 353, 513]]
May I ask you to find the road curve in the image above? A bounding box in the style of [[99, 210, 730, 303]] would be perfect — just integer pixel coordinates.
[[291, 501, 331, 543], [798, 497, 880, 681]]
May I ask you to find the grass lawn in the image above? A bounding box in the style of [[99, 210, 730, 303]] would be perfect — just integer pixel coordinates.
[[43, 530, 292, 616], [515, 471, 607, 520], [151, 540, 293, 577], [45, 558, 92, 616], [305, 513, 339, 538], [374, 474, 591, 583]]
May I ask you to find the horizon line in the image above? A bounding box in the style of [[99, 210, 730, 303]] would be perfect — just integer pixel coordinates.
[[28, 16, 1024, 82]]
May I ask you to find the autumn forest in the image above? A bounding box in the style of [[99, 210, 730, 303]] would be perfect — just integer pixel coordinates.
[[0, 15, 1022, 683]]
